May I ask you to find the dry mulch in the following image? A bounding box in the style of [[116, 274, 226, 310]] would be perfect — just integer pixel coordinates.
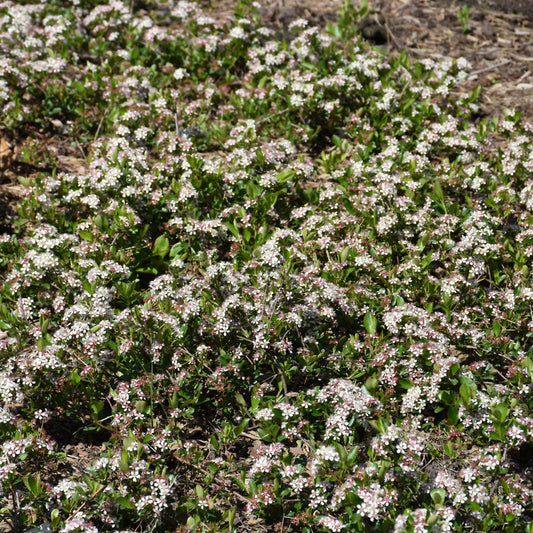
[[379, 0, 533, 121], [248, 0, 533, 122]]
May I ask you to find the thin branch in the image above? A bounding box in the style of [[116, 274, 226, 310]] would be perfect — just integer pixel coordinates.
[[467, 60, 511, 79]]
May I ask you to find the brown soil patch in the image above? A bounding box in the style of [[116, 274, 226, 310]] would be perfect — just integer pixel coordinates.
[[378, 0, 533, 122], [219, 0, 533, 123]]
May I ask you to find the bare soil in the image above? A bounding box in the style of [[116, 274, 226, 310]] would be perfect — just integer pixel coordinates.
[[247, 0, 533, 121]]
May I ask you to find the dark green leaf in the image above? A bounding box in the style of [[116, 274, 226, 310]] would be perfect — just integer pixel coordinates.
[[116, 496, 134, 509]]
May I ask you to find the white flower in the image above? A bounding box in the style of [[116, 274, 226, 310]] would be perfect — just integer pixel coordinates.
[[173, 68, 186, 81], [316, 445, 340, 462], [229, 26, 246, 39]]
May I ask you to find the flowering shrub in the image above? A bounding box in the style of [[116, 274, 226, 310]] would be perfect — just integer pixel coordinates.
[[0, 0, 532, 532]]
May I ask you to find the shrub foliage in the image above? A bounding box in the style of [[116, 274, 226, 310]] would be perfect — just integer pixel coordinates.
[[0, 1, 532, 532]]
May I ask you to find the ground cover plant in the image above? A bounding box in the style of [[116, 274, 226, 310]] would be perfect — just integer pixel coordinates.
[[0, 0, 532, 531]]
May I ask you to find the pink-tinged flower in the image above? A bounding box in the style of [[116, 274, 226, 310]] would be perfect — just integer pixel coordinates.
[[459, 466, 478, 483], [315, 445, 340, 463], [356, 483, 396, 522], [506, 425, 526, 445], [413, 508, 427, 533], [318, 516, 344, 532]]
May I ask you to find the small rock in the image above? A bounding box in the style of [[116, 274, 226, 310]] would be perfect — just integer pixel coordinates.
[[50, 119, 64, 130]]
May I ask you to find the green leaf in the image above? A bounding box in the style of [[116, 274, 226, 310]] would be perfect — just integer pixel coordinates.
[[276, 169, 295, 183], [135, 266, 158, 274], [368, 417, 388, 434], [255, 148, 265, 165], [119, 449, 129, 473], [459, 376, 477, 406], [170, 390, 179, 409], [152, 235, 169, 258], [347, 446, 359, 463], [169, 242, 184, 259], [398, 378, 413, 389], [493, 422, 506, 440], [427, 514, 439, 526], [90, 400, 104, 417], [224, 222, 240, 239], [83, 279, 95, 294], [447, 405, 459, 426], [70, 369, 81, 386], [187, 516, 199, 527], [364, 375, 378, 394], [17, 176, 32, 187], [210, 434, 220, 452], [39, 314, 50, 333], [438, 390, 455, 405], [230, 476, 247, 492], [492, 320, 502, 337], [523, 357, 533, 383], [433, 179, 444, 201], [23, 475, 42, 497], [51, 509, 60, 528], [501, 479, 510, 495], [117, 281, 137, 300], [233, 417, 250, 439], [93, 214, 103, 229], [443, 441, 456, 460], [489, 430, 502, 442], [195, 484, 204, 498], [235, 392, 247, 411], [116, 496, 134, 509], [256, 427, 272, 441], [393, 295, 405, 306], [363, 312, 377, 335], [78, 229, 93, 242], [430, 488, 446, 506], [340, 246, 352, 262], [224, 507, 236, 529], [123, 435, 135, 452], [135, 400, 147, 413], [492, 402, 509, 424], [449, 363, 460, 376]]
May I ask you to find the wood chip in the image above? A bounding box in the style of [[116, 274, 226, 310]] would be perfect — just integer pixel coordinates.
[[0, 135, 12, 171]]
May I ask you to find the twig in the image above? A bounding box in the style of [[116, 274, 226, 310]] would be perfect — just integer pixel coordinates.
[[383, 13, 401, 50], [172, 453, 249, 503], [480, 444, 508, 522], [66, 484, 105, 521], [257, 108, 290, 125], [75, 139, 87, 160], [272, 355, 289, 397], [510, 53, 533, 62], [515, 70, 531, 84], [9, 488, 20, 533], [93, 114, 105, 141], [467, 60, 511, 79]]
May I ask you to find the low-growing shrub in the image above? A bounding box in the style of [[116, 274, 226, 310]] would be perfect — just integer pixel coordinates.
[[0, 0, 531, 532]]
